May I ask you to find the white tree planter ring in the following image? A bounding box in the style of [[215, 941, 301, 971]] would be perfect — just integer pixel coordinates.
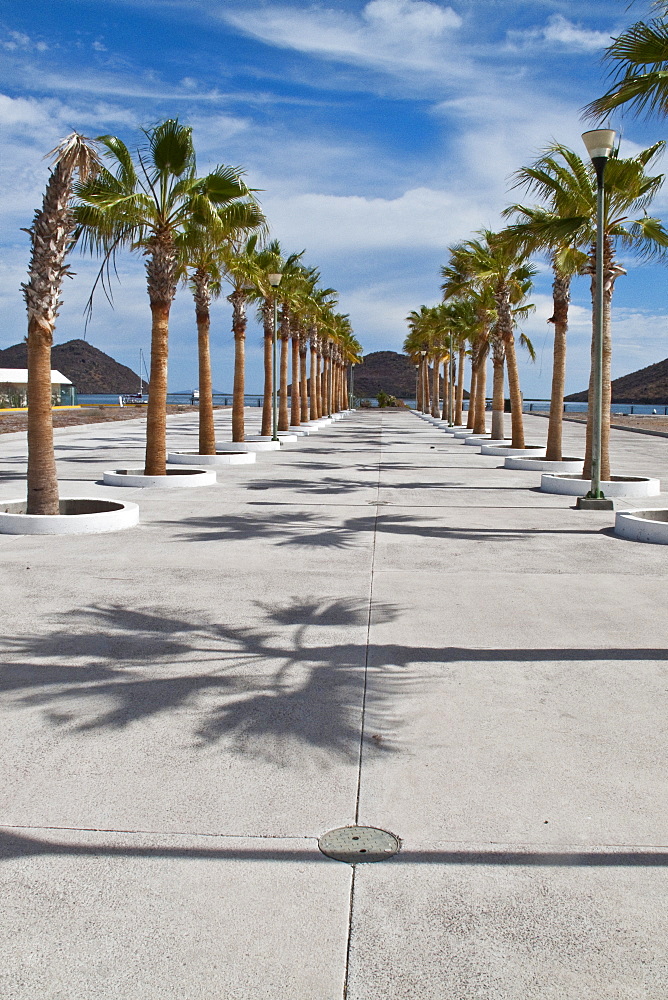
[[540, 474, 661, 497], [504, 456, 583, 473], [167, 451, 256, 466], [223, 440, 281, 452], [103, 468, 217, 488], [615, 509, 668, 544], [480, 444, 547, 458], [0, 498, 139, 535]]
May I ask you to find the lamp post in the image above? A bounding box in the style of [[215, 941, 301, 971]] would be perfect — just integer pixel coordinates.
[[578, 128, 616, 510], [420, 350, 427, 413], [268, 272, 282, 441], [449, 333, 455, 426]]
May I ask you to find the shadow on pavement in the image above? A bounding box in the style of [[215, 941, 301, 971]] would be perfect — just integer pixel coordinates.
[[1, 599, 410, 761], [1, 828, 666, 866]]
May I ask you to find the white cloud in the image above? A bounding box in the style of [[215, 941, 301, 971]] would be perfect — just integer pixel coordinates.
[[263, 186, 483, 255], [223, 0, 465, 78], [1, 29, 48, 52], [507, 14, 611, 53]]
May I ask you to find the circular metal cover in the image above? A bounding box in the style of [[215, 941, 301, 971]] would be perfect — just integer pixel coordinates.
[[318, 825, 400, 863]]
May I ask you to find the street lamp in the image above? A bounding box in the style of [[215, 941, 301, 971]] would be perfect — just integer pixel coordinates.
[[420, 350, 427, 413], [268, 272, 282, 441], [449, 334, 455, 426], [578, 128, 616, 510]]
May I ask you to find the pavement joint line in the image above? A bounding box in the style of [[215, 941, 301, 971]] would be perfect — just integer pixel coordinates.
[[342, 416, 383, 1000], [342, 866, 356, 1000]]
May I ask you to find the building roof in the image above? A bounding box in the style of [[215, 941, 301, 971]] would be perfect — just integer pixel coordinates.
[[0, 369, 73, 385]]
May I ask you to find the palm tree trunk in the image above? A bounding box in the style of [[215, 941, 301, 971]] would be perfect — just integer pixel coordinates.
[[504, 335, 525, 449], [279, 335, 289, 431], [431, 359, 440, 417], [466, 361, 477, 429], [194, 276, 215, 455], [278, 304, 290, 432], [322, 351, 329, 416], [325, 352, 332, 415], [26, 320, 58, 514], [545, 273, 571, 462], [290, 333, 300, 426], [473, 349, 487, 434], [343, 365, 349, 409], [145, 300, 170, 475], [23, 142, 99, 513], [441, 357, 449, 421], [456, 346, 465, 425], [584, 247, 615, 481], [494, 283, 524, 449], [316, 347, 323, 418], [491, 340, 505, 441], [231, 291, 247, 443], [300, 343, 309, 422], [261, 301, 273, 437], [310, 341, 318, 419]]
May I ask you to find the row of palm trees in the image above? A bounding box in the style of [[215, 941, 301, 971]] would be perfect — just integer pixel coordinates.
[[22, 120, 362, 514], [406, 2, 668, 481], [405, 138, 668, 478]]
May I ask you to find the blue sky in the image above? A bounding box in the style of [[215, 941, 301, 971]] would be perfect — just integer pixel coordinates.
[[1, 0, 667, 396]]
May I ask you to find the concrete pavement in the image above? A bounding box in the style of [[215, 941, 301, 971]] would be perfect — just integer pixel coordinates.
[[1, 408, 667, 998]]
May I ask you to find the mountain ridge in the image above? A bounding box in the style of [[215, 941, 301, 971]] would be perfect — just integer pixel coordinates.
[[565, 355, 668, 404], [0, 339, 144, 394]]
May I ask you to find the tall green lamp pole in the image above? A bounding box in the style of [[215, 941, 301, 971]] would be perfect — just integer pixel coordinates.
[[268, 272, 282, 442], [420, 350, 427, 413], [578, 128, 616, 511], [448, 333, 455, 426]]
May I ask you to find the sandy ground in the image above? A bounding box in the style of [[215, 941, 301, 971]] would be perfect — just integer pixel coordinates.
[[0, 404, 229, 435], [560, 412, 668, 434]]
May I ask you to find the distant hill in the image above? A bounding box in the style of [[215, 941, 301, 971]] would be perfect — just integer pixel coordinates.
[[354, 351, 423, 398], [352, 350, 464, 399], [565, 356, 668, 404], [0, 339, 144, 394]]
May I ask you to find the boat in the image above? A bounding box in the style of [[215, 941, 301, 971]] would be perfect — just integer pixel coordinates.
[[121, 349, 149, 404]]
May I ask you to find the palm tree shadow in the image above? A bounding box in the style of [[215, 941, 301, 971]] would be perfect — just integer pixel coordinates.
[[2, 598, 407, 763]]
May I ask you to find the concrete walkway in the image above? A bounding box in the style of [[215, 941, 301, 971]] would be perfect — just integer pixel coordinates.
[[1, 409, 667, 999]]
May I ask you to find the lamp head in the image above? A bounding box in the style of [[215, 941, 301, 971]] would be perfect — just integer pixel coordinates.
[[581, 129, 617, 161], [268, 272, 282, 287]]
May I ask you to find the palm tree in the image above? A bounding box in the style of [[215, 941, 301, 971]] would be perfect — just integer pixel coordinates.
[[220, 226, 270, 443], [250, 243, 303, 437], [445, 234, 536, 447], [405, 307, 437, 414], [177, 227, 221, 455], [178, 200, 264, 454], [442, 260, 496, 434], [503, 142, 668, 478], [584, 3, 668, 121], [438, 297, 476, 426], [23, 132, 100, 515], [273, 258, 306, 431], [76, 120, 251, 475], [503, 183, 590, 461]]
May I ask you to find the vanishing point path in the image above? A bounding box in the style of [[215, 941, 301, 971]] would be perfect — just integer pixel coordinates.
[[1, 409, 667, 998]]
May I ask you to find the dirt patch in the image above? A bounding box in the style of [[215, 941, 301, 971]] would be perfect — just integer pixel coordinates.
[[561, 413, 668, 434], [0, 404, 230, 435]]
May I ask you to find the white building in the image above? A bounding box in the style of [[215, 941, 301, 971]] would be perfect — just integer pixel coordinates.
[[0, 369, 77, 409]]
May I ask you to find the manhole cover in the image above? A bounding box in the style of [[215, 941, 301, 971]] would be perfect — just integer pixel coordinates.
[[318, 825, 400, 863]]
